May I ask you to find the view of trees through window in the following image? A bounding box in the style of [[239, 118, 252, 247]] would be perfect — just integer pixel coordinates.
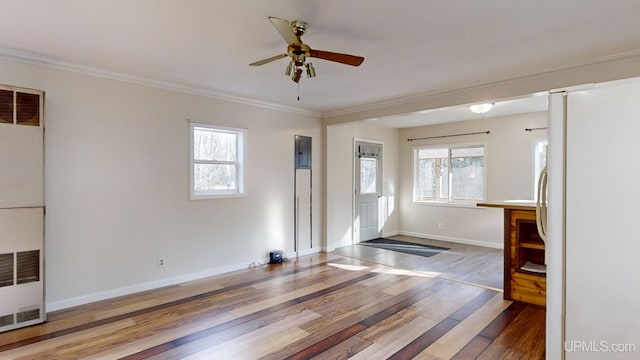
[[190, 123, 245, 199], [414, 145, 484, 202], [193, 128, 238, 191], [360, 158, 377, 194]]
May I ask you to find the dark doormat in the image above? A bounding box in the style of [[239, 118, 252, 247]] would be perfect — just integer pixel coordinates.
[[359, 238, 450, 258]]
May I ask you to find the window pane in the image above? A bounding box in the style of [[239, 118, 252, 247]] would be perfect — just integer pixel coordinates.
[[417, 159, 436, 199], [451, 155, 484, 200], [451, 147, 484, 157], [440, 158, 449, 200], [193, 128, 237, 161], [414, 146, 485, 202], [194, 164, 236, 191], [360, 158, 377, 194], [418, 148, 448, 159]]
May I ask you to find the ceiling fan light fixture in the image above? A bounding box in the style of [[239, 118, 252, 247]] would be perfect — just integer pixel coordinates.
[[250, 17, 365, 85], [291, 68, 303, 83], [294, 53, 306, 66], [306, 62, 316, 78], [285, 60, 295, 76], [469, 103, 494, 114]]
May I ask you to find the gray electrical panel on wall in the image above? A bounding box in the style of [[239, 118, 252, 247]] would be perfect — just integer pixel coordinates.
[[295, 135, 311, 169], [294, 135, 312, 253]]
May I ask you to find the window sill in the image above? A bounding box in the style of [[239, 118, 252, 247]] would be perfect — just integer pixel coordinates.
[[412, 201, 484, 209], [190, 193, 247, 200]]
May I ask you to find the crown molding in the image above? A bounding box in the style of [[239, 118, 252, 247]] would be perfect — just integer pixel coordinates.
[[321, 48, 640, 120], [0, 47, 320, 118]]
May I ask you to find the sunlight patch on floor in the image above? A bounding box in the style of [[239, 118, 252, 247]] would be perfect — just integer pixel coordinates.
[[327, 263, 370, 271]]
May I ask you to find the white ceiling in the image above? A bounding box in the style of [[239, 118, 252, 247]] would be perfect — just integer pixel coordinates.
[[0, 0, 639, 117], [367, 95, 549, 128]]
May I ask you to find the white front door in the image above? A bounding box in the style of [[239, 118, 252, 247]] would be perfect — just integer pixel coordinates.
[[355, 141, 382, 242]]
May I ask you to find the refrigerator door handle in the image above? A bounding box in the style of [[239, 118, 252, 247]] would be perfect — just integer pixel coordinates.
[[536, 166, 548, 243]]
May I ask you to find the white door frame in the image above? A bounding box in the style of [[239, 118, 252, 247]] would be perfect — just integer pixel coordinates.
[[353, 138, 384, 244]]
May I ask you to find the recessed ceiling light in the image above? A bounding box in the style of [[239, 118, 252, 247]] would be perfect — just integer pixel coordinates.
[[469, 103, 494, 114]]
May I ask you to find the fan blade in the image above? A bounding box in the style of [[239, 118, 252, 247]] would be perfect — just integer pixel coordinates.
[[309, 49, 364, 66], [249, 54, 288, 66], [268, 16, 300, 46]]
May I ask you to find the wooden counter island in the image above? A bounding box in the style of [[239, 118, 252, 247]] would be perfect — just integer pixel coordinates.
[[477, 201, 546, 307]]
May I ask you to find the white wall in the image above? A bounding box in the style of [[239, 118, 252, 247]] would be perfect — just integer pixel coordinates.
[[0, 59, 321, 310], [398, 112, 547, 248], [326, 122, 400, 250]]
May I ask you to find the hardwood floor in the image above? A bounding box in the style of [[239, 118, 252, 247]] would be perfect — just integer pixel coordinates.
[[0, 251, 544, 359], [333, 235, 504, 290]]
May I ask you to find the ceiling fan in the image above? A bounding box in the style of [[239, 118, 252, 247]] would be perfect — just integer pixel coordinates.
[[250, 16, 365, 83]]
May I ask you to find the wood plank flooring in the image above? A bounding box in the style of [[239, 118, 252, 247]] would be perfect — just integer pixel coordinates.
[[0, 251, 544, 359], [333, 235, 504, 290]]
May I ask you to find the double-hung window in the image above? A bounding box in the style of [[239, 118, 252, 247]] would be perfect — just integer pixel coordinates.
[[413, 144, 485, 203], [190, 122, 246, 199]]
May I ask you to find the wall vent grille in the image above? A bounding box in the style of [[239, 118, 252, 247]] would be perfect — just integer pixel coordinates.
[[0, 314, 14, 327], [0, 253, 13, 287], [16, 308, 40, 323], [16, 250, 39, 284]]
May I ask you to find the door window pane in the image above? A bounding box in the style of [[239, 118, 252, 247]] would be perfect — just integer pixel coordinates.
[[360, 158, 377, 194]]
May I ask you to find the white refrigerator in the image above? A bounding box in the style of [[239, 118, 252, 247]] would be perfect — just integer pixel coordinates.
[[550, 78, 640, 359], [0, 86, 45, 332]]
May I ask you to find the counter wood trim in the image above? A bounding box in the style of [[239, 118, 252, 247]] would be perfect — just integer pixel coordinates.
[[476, 201, 536, 211]]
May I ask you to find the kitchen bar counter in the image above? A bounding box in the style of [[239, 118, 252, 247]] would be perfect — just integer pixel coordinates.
[[477, 200, 546, 307], [476, 200, 536, 211]]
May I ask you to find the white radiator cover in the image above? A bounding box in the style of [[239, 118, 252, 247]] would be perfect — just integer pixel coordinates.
[[0, 85, 45, 332]]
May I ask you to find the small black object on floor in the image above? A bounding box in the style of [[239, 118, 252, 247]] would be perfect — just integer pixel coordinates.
[[269, 250, 284, 264], [359, 238, 449, 258]]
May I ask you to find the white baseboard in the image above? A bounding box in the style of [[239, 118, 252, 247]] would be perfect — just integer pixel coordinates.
[[382, 231, 401, 238], [399, 231, 504, 249], [47, 249, 319, 312], [285, 247, 321, 260]]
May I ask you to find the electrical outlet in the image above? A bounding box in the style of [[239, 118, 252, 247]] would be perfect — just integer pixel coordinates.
[[438, 222, 444, 230], [158, 257, 166, 268]]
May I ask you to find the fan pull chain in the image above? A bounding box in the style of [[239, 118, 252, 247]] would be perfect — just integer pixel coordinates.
[[297, 82, 300, 101]]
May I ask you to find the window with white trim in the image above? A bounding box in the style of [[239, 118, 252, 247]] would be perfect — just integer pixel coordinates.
[[190, 122, 246, 199], [413, 145, 485, 203]]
